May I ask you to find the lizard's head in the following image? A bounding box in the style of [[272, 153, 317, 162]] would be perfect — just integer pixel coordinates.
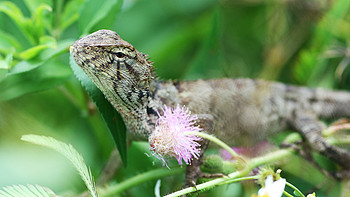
[[70, 29, 155, 115]]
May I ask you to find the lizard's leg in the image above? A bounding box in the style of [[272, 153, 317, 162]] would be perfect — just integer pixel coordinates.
[[97, 139, 133, 185], [97, 149, 121, 185], [288, 110, 350, 177], [183, 114, 214, 188], [184, 138, 209, 187]]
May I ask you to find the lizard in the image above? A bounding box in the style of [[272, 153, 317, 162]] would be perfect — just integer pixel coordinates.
[[70, 29, 350, 188]]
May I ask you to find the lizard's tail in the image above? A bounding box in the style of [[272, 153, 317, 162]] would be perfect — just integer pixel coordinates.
[[314, 88, 350, 119], [287, 85, 350, 119]]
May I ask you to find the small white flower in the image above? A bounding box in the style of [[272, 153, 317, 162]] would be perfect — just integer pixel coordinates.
[[257, 175, 286, 197], [306, 192, 316, 197]]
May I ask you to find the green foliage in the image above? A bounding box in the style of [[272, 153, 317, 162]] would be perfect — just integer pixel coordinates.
[[293, 0, 350, 87], [0, 59, 71, 101], [0, 0, 349, 196], [79, 0, 122, 35]]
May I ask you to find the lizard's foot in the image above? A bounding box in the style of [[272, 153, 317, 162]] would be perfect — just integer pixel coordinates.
[[184, 161, 202, 188], [181, 179, 199, 197], [182, 162, 200, 197], [182, 138, 209, 196], [181, 172, 225, 197]]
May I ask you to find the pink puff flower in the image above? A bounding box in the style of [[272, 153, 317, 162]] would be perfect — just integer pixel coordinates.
[[149, 105, 202, 166]]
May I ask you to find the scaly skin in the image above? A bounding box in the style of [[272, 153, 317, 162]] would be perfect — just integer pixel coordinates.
[[70, 30, 350, 187]]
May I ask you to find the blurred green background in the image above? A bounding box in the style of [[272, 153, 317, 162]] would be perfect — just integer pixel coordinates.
[[0, 0, 349, 196]]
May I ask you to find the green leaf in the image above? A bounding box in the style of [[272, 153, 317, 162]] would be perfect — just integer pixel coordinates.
[[0, 51, 12, 80], [21, 134, 98, 197], [78, 0, 123, 35], [0, 30, 22, 52], [5, 39, 70, 75], [18, 35, 56, 60], [0, 1, 25, 27], [19, 44, 53, 60], [0, 48, 13, 70], [32, 4, 52, 39], [0, 59, 72, 101], [293, 190, 302, 197], [69, 56, 127, 165], [60, 0, 84, 31], [0, 60, 8, 70], [23, 0, 52, 15], [9, 60, 41, 74], [38, 39, 73, 62], [0, 184, 58, 197]]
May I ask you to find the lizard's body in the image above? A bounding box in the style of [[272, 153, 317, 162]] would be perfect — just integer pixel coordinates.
[[155, 79, 350, 146], [71, 30, 350, 186]]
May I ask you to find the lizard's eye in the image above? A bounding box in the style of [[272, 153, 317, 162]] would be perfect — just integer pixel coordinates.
[[116, 52, 125, 58]]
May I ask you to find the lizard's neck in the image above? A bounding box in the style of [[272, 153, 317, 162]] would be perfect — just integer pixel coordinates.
[[110, 77, 158, 139], [118, 106, 151, 139]]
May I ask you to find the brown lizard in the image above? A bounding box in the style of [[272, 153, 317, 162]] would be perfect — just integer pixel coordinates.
[[70, 29, 350, 187]]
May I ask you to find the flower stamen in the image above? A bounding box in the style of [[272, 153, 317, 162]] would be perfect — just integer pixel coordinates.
[[149, 105, 202, 166]]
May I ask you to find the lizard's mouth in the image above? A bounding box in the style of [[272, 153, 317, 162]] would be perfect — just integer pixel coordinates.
[[69, 45, 83, 68], [69, 44, 92, 69], [69, 45, 77, 56]]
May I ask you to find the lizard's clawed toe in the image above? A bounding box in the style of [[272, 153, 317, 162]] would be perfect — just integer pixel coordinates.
[[181, 180, 199, 197]]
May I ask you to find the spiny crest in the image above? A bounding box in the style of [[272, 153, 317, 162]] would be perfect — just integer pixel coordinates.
[[143, 53, 154, 64]]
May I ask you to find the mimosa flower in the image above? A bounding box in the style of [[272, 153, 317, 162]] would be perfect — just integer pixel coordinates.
[[149, 105, 202, 166]]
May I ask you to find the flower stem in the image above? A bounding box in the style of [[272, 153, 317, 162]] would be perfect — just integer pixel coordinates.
[[99, 167, 184, 197], [283, 191, 295, 197], [286, 181, 305, 197], [187, 132, 238, 158], [165, 148, 293, 197], [165, 170, 247, 197], [219, 175, 259, 185]]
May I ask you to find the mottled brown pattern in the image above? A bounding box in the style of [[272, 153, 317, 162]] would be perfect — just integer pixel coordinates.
[[71, 30, 350, 187]]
